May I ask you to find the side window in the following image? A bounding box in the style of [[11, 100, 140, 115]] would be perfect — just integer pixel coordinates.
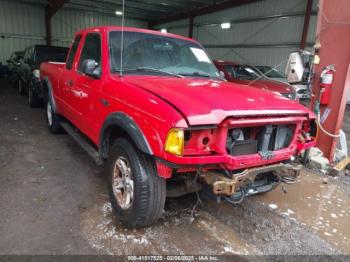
[[78, 33, 101, 72], [66, 35, 82, 70], [27, 48, 34, 63], [23, 48, 29, 62]]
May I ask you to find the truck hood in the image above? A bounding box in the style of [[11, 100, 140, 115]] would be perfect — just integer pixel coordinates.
[[123, 76, 313, 126]]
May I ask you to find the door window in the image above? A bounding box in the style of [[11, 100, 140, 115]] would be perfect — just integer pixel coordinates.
[[78, 33, 102, 74]]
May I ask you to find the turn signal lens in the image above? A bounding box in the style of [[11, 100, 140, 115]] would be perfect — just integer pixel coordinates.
[[165, 128, 184, 156]]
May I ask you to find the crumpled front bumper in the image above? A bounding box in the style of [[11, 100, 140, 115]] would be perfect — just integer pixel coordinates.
[[199, 162, 302, 196]]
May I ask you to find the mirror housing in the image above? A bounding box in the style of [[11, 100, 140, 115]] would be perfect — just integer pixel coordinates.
[[81, 59, 100, 79], [285, 52, 304, 84]]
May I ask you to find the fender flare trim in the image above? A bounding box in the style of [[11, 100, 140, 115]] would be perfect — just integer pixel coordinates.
[[99, 112, 153, 158]]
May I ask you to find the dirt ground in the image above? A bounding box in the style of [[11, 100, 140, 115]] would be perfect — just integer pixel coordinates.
[[0, 79, 349, 256]]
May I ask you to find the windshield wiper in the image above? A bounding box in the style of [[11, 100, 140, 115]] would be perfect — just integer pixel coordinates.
[[180, 72, 210, 78], [136, 67, 184, 78], [179, 72, 222, 80]]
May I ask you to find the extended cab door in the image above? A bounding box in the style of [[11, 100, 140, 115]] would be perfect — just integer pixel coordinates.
[[73, 33, 103, 141], [58, 35, 82, 123]]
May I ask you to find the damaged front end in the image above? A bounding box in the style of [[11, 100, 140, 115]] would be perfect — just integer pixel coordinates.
[[199, 162, 302, 202], [162, 113, 316, 202]]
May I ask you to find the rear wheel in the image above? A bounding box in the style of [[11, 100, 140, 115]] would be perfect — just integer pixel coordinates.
[[46, 99, 62, 134], [107, 138, 166, 228]]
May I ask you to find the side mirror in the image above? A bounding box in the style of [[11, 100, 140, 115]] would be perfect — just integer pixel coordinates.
[[285, 52, 304, 84], [81, 59, 100, 79]]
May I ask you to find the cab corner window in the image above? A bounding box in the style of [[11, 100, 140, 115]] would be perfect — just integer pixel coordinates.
[[66, 35, 82, 70]]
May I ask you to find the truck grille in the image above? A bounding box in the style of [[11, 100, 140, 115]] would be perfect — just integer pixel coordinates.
[[226, 124, 295, 157]]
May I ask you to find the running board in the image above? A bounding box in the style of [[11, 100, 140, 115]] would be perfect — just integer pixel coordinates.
[[61, 122, 103, 165]]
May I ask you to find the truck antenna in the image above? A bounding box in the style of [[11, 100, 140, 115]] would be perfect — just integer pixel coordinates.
[[119, 0, 125, 77]]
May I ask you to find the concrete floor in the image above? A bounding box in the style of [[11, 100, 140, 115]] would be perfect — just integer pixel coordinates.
[[0, 79, 349, 256]]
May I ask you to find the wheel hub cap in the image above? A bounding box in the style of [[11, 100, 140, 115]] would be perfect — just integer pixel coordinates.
[[112, 156, 134, 210]]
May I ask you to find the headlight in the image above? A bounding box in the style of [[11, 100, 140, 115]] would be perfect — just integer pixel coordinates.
[[165, 128, 184, 156], [33, 69, 40, 79]]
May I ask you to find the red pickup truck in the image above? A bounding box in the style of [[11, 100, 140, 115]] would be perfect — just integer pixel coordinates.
[[40, 26, 316, 228]]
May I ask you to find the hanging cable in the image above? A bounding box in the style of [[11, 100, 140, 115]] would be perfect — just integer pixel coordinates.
[[316, 113, 341, 138]]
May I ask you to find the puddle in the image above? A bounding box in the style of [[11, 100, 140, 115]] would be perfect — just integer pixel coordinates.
[[252, 170, 350, 254], [80, 196, 255, 255]]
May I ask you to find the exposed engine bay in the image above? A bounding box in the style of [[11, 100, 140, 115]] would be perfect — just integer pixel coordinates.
[[226, 124, 295, 159]]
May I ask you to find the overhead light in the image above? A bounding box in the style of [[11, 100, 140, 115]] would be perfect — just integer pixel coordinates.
[[115, 11, 123, 16], [220, 22, 231, 29], [160, 28, 167, 33]]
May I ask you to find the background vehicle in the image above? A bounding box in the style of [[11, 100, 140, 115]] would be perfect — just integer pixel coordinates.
[[18, 45, 68, 107], [214, 60, 297, 100], [254, 66, 286, 82], [40, 26, 316, 228], [0, 62, 10, 79], [6, 51, 24, 88], [254, 65, 311, 100]]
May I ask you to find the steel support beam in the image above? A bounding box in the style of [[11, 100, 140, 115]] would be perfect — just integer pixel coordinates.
[[205, 42, 314, 49], [188, 16, 194, 38], [149, 0, 260, 27], [311, 0, 350, 161], [45, 0, 68, 46], [300, 0, 313, 50]]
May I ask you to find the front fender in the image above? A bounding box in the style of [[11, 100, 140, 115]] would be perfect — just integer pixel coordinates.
[[99, 112, 153, 158]]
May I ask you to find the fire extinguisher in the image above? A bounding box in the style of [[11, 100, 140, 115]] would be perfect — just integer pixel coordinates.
[[319, 65, 335, 105]]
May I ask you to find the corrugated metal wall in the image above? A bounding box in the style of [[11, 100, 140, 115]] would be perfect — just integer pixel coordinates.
[[0, 1, 46, 63], [0, 1, 145, 63], [155, 0, 318, 72], [51, 9, 147, 47]]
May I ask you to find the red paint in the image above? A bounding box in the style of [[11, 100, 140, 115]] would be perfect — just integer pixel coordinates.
[[41, 26, 315, 178], [214, 60, 294, 96]]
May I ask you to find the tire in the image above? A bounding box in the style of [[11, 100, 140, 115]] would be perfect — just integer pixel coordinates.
[[28, 87, 41, 108], [18, 78, 26, 96], [107, 138, 166, 228], [46, 99, 63, 134]]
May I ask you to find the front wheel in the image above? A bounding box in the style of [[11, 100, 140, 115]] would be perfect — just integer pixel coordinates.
[[29, 87, 41, 108], [107, 138, 166, 228]]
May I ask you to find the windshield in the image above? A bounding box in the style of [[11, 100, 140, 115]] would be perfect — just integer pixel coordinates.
[[255, 66, 285, 78], [109, 31, 220, 79], [225, 65, 259, 80], [34, 47, 68, 64]]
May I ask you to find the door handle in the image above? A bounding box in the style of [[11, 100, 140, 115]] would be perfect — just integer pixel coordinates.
[[65, 80, 74, 87], [100, 98, 110, 107]]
